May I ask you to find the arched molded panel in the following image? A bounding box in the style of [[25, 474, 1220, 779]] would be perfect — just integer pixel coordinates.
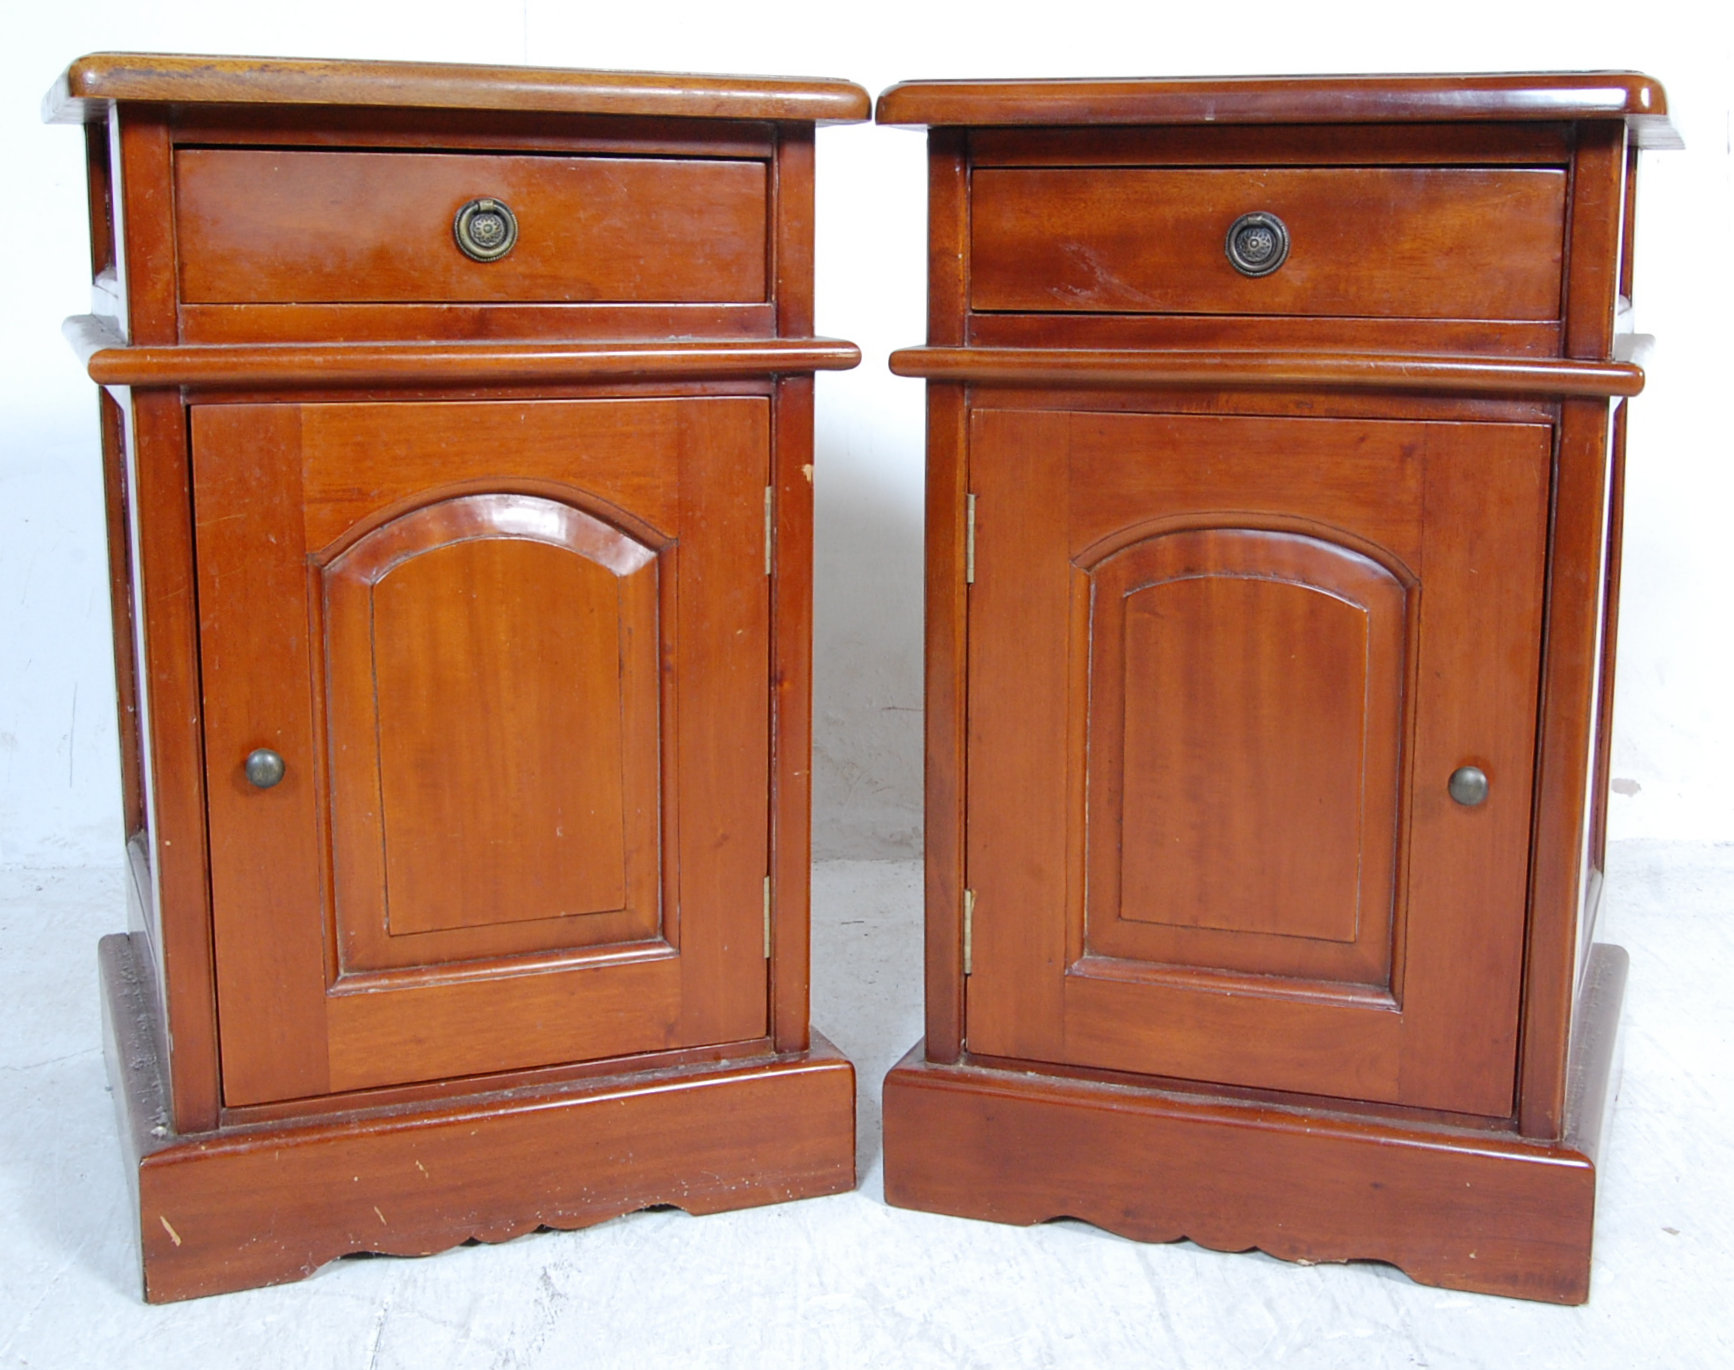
[[322, 492, 664, 974], [1083, 525, 1411, 989]]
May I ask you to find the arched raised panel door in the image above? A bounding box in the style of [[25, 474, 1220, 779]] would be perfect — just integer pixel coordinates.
[[1083, 526, 1411, 992], [964, 408, 1549, 1117], [193, 397, 771, 1107], [321, 493, 662, 972]]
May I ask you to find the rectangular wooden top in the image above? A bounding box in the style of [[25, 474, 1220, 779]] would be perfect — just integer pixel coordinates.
[[46, 53, 871, 126], [877, 72, 1679, 148]]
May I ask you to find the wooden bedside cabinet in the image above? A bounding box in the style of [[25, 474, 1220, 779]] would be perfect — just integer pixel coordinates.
[[877, 73, 1677, 1303], [46, 53, 868, 1302]]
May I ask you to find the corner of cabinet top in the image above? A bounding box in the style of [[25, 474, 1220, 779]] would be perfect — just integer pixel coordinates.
[[44, 52, 872, 127], [874, 71, 1679, 148]]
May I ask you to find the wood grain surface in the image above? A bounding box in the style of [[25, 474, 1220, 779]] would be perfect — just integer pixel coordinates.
[[49, 52, 871, 124], [889, 346, 1643, 397], [887, 67, 1666, 1306], [194, 396, 772, 1105], [69, 316, 860, 388], [876, 71, 1675, 146], [103, 933, 855, 1303], [60, 60, 859, 1301], [176, 148, 769, 306], [884, 942, 1628, 1304], [970, 167, 1566, 320], [962, 409, 1548, 1115]]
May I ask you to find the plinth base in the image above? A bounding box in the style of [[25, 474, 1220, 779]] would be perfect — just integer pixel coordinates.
[[884, 944, 1627, 1305], [101, 933, 856, 1302]]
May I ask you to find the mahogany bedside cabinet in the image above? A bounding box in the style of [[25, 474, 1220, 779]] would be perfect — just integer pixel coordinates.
[[46, 52, 868, 1302], [876, 73, 1677, 1303]]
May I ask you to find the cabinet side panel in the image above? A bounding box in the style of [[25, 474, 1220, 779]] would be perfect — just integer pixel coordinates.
[[771, 377, 815, 1052], [1588, 400, 1629, 871], [99, 391, 144, 838], [84, 119, 116, 283], [114, 109, 215, 1124], [130, 391, 221, 1132], [1521, 399, 1613, 1137], [922, 129, 971, 1061], [923, 384, 970, 1060]]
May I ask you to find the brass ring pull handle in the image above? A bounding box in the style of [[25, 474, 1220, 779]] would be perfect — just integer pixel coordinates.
[[453, 197, 519, 262], [1225, 211, 1290, 277], [1448, 765, 1489, 807], [244, 748, 286, 789]]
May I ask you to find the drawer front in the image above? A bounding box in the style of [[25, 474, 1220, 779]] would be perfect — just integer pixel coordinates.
[[176, 148, 768, 305], [970, 167, 1566, 320]]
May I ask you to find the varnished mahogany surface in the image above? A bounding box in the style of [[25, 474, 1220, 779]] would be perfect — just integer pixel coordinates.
[[889, 346, 1644, 397], [195, 396, 774, 1105], [882, 943, 1629, 1305], [102, 934, 855, 1303], [176, 148, 770, 306], [56, 53, 864, 1298], [962, 408, 1548, 1114], [68, 315, 861, 388], [884, 72, 1669, 1303], [970, 166, 1567, 320], [49, 52, 871, 124], [876, 71, 1676, 145]]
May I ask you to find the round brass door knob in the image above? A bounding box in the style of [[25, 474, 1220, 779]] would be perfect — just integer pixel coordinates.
[[453, 197, 518, 262], [1226, 211, 1290, 277], [1448, 765, 1489, 807], [244, 748, 286, 789]]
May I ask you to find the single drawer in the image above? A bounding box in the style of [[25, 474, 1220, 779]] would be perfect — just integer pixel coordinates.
[[970, 166, 1566, 320], [176, 148, 768, 305]]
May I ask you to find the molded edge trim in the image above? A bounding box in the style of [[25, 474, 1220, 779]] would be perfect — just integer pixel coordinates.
[[881, 1042, 1601, 1303], [875, 72, 1675, 146], [880, 944, 1628, 1303], [66, 316, 861, 389], [888, 345, 1644, 398], [101, 933, 857, 1302], [47, 53, 871, 125]]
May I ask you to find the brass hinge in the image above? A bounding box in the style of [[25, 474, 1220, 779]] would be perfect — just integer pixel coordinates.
[[764, 486, 774, 575], [962, 887, 976, 976], [763, 875, 773, 958], [964, 493, 977, 585]]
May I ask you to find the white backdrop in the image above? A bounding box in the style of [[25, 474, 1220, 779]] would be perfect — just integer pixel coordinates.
[[2, 1, 1729, 865]]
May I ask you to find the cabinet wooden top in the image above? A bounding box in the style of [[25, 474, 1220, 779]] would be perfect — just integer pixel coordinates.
[[46, 53, 871, 125], [876, 72, 1678, 147]]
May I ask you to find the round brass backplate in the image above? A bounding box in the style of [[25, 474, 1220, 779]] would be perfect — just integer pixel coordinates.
[[1225, 211, 1290, 277], [454, 197, 519, 263]]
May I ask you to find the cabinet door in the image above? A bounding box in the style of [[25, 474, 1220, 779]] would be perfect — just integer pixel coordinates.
[[965, 409, 1549, 1117], [194, 397, 771, 1107]]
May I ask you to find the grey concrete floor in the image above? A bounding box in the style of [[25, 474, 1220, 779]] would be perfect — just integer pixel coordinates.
[[1, 844, 1730, 1367]]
